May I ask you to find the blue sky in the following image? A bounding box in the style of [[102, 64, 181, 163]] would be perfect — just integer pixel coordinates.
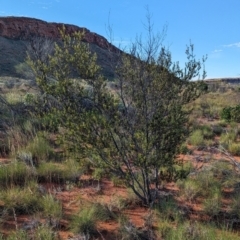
[[1, 0, 240, 79]]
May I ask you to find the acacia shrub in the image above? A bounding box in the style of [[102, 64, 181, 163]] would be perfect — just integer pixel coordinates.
[[27, 24, 207, 206]]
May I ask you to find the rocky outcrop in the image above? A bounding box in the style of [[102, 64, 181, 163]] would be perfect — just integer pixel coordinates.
[[0, 17, 121, 79], [0, 17, 118, 53]]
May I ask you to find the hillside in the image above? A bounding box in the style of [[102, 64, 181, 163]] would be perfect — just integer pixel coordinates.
[[0, 17, 121, 79]]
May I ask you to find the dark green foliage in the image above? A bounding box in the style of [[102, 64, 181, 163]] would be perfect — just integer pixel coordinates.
[[211, 124, 223, 135], [179, 143, 192, 154], [231, 105, 240, 122], [220, 105, 240, 122], [220, 107, 233, 122]]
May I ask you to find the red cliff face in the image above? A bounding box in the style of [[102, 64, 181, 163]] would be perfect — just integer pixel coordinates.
[[0, 16, 118, 53]]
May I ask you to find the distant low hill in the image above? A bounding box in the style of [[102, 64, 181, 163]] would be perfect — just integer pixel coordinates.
[[205, 78, 240, 84], [0, 17, 121, 80]]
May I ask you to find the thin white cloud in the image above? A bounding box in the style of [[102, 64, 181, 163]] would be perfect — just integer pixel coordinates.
[[35, 1, 53, 10], [209, 48, 223, 59], [212, 49, 222, 53], [223, 42, 240, 48]]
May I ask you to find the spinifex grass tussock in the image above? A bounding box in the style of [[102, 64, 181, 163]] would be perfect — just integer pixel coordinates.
[[230, 193, 240, 218], [219, 131, 238, 147], [154, 195, 183, 222], [210, 160, 236, 187], [0, 161, 35, 188], [200, 124, 215, 139], [188, 130, 205, 147], [105, 195, 126, 212], [7, 125, 31, 155], [177, 179, 200, 202], [157, 218, 173, 239], [37, 159, 82, 184], [40, 194, 62, 220], [4, 225, 56, 240], [37, 161, 69, 183], [203, 187, 222, 217], [6, 121, 40, 157], [188, 125, 217, 149], [178, 166, 223, 204], [117, 215, 147, 240], [228, 143, 240, 156], [70, 203, 111, 236], [0, 185, 42, 214], [195, 170, 221, 197], [174, 161, 194, 180], [26, 134, 53, 162], [163, 221, 217, 240], [5, 91, 24, 105]]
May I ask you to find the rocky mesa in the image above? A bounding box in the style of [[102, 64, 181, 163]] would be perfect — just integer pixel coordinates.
[[0, 16, 120, 79]]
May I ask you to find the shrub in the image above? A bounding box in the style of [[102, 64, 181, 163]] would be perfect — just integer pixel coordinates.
[[211, 124, 224, 135], [27, 24, 207, 207], [231, 105, 240, 122], [220, 106, 232, 122], [220, 105, 240, 122]]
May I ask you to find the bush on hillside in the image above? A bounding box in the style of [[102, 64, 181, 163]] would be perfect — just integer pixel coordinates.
[[220, 105, 240, 122]]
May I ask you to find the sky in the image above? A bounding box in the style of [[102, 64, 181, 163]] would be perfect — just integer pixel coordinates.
[[0, 0, 240, 79]]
